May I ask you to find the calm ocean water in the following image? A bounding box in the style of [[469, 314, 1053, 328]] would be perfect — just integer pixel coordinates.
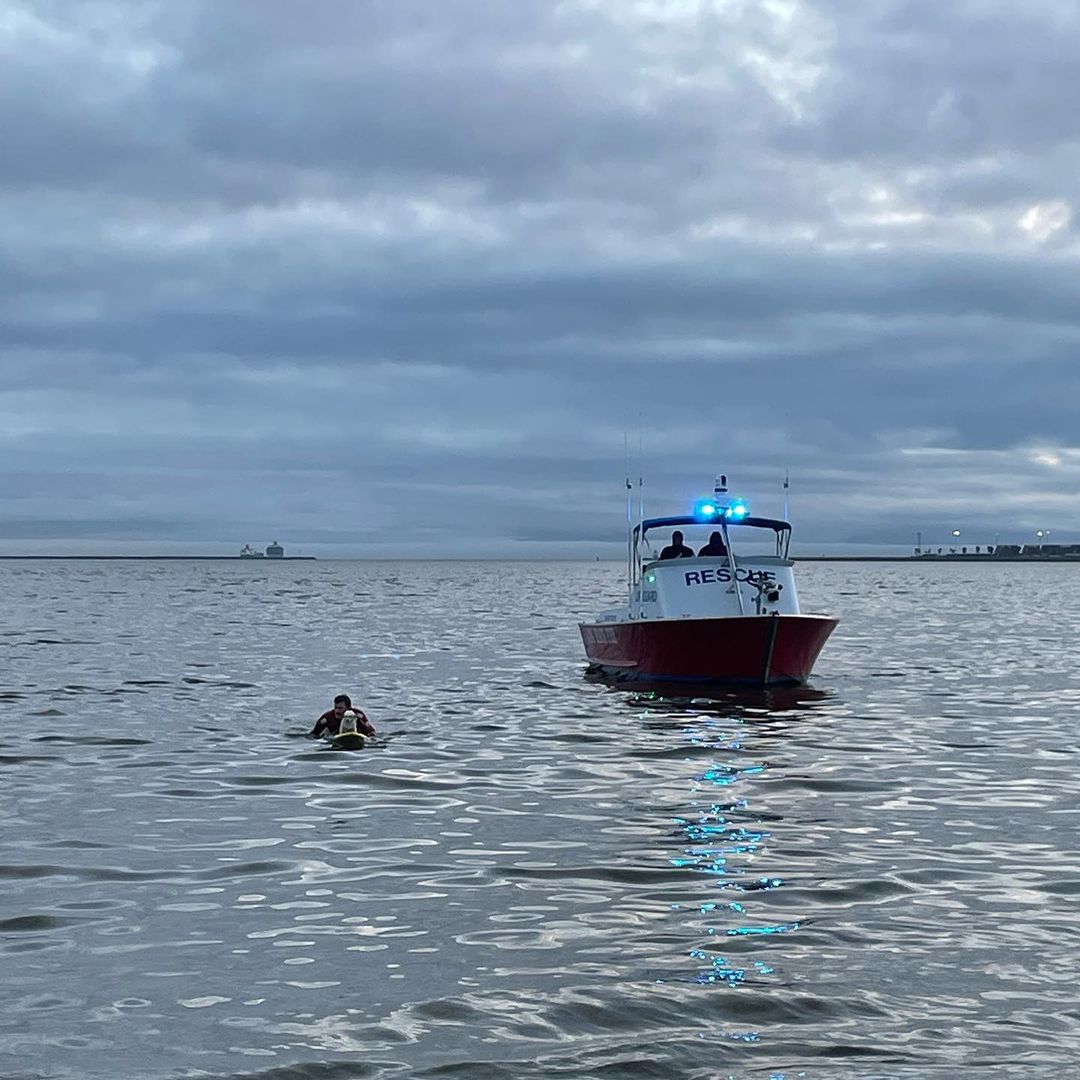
[[2, 559, 1080, 1080]]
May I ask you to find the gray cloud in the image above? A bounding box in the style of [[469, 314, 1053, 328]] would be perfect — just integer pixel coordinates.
[[0, 0, 1078, 556]]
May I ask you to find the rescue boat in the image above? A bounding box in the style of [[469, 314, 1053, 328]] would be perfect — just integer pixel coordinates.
[[580, 476, 837, 686]]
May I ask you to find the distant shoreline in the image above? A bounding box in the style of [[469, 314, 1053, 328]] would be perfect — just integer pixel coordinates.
[[795, 555, 1080, 563], [0, 553, 1076, 563], [0, 555, 318, 561]]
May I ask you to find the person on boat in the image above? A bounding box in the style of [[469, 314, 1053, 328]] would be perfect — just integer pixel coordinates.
[[310, 694, 375, 739], [659, 530, 695, 559], [698, 531, 728, 557]]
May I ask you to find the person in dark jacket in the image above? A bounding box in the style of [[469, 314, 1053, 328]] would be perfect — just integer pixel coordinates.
[[310, 694, 375, 738], [698, 531, 728, 556], [659, 530, 695, 559]]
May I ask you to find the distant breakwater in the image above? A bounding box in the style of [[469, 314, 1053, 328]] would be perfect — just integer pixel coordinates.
[[795, 555, 1080, 563]]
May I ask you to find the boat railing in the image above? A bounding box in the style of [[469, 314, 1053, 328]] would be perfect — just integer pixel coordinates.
[[642, 554, 793, 571]]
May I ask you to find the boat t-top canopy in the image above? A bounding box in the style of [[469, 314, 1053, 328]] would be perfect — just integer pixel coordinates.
[[634, 515, 791, 540], [622, 478, 793, 606]]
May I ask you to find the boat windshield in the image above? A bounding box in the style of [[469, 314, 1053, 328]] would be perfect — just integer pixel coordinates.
[[628, 515, 791, 593]]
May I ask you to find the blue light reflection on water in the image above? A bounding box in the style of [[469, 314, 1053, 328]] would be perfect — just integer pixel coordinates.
[[660, 713, 795, 995]]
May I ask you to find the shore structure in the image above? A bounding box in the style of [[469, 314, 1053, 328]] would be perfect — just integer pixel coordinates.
[[913, 542, 1080, 561], [797, 547, 1080, 563]]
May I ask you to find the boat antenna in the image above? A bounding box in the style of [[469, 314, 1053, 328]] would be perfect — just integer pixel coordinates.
[[624, 427, 633, 596], [637, 412, 645, 531], [783, 469, 790, 522]]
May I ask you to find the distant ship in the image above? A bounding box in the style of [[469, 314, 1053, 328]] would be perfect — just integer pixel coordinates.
[[238, 544, 285, 561], [238, 541, 313, 560]]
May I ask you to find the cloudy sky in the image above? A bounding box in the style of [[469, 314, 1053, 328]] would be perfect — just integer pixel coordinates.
[[2, 0, 1077, 556]]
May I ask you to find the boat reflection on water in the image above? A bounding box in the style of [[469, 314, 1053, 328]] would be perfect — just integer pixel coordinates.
[[584, 666, 833, 717]]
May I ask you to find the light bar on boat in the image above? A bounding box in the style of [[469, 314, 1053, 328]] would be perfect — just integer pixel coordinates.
[[693, 497, 749, 520]]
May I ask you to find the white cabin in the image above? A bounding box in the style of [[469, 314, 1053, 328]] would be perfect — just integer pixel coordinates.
[[601, 482, 802, 624]]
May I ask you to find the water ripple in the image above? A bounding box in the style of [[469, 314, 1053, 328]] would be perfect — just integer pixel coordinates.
[[1, 560, 1080, 1077]]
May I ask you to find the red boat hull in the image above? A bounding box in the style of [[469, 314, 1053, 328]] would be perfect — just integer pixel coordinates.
[[579, 614, 837, 686]]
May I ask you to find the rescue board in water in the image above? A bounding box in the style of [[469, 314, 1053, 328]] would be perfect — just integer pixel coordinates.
[[328, 730, 369, 750], [327, 710, 369, 750]]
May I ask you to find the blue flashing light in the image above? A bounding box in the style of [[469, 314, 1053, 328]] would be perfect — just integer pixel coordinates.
[[725, 500, 750, 519], [693, 499, 718, 519]]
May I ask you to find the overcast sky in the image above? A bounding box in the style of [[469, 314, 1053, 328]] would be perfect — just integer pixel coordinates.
[[2, 0, 1077, 556]]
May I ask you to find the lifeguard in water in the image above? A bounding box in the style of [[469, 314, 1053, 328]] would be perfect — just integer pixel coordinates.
[[310, 694, 375, 739]]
